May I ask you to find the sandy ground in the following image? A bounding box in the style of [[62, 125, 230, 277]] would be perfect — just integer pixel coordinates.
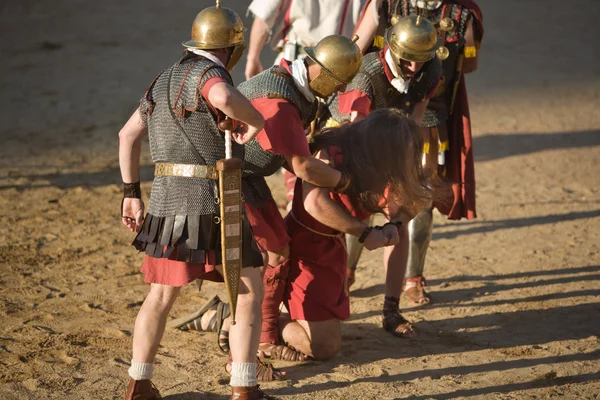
[[1, 0, 599, 399]]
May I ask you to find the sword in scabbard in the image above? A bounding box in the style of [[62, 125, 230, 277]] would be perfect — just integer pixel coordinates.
[[216, 117, 244, 325]]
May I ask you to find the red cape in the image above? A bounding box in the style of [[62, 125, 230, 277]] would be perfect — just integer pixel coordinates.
[[434, 0, 483, 220]]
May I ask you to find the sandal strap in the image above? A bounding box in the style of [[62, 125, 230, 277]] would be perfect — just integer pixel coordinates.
[[405, 276, 427, 286], [383, 312, 415, 336], [216, 302, 231, 354], [259, 343, 307, 361]]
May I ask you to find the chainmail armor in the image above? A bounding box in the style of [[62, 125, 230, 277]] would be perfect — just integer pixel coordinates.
[[143, 55, 245, 217], [329, 52, 442, 125], [131, 54, 264, 266], [237, 65, 318, 178], [237, 65, 318, 205]]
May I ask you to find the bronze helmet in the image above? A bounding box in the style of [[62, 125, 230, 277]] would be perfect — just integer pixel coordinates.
[[385, 15, 439, 64], [182, 0, 247, 70], [304, 35, 363, 98]]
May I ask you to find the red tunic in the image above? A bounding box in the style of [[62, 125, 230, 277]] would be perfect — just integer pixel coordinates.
[[246, 59, 312, 252], [284, 147, 371, 321]]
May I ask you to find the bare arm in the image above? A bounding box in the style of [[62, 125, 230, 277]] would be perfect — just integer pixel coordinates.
[[300, 150, 391, 249], [462, 18, 480, 74], [207, 82, 265, 144], [354, 0, 380, 54], [409, 99, 429, 126], [350, 111, 367, 123], [118, 109, 148, 232], [245, 17, 269, 79], [285, 154, 342, 189], [119, 109, 147, 185], [302, 180, 366, 236]]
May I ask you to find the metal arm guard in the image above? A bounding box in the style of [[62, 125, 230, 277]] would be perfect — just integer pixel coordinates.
[[406, 208, 433, 278]]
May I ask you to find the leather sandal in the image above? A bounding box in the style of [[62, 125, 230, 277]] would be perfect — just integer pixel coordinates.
[[382, 296, 416, 338], [257, 342, 309, 362], [166, 295, 221, 330], [403, 276, 431, 305]]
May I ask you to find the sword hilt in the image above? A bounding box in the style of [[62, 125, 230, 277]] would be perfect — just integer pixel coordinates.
[[220, 117, 234, 159], [219, 117, 234, 132]]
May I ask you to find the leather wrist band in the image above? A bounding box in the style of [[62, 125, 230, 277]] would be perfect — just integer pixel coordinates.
[[334, 172, 351, 193], [123, 181, 142, 199], [383, 221, 403, 230], [358, 226, 374, 243]]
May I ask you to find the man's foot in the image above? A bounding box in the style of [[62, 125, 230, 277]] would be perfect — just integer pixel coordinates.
[[124, 378, 161, 400], [225, 357, 287, 381], [403, 276, 431, 305], [231, 385, 275, 400], [382, 296, 416, 338], [257, 342, 309, 362], [167, 295, 231, 353]]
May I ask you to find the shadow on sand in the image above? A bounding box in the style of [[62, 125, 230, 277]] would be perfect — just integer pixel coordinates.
[[474, 130, 600, 162]]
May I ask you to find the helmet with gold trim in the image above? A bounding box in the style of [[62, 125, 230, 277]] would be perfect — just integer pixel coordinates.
[[182, 0, 246, 70], [385, 15, 439, 64], [304, 35, 363, 98]]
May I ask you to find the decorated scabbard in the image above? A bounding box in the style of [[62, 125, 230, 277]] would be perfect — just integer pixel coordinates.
[[216, 117, 243, 325]]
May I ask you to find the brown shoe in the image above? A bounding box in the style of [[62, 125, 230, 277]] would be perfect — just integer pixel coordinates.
[[231, 385, 274, 400], [124, 378, 161, 400]]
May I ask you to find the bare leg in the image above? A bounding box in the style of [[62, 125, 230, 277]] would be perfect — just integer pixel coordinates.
[[345, 216, 373, 289], [226, 266, 264, 363], [132, 284, 181, 363], [383, 224, 409, 299], [280, 316, 341, 360], [381, 224, 416, 338]]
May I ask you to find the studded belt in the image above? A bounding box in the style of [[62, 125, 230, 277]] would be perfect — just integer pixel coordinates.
[[154, 163, 218, 180]]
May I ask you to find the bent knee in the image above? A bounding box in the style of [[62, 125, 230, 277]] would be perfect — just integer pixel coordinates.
[[310, 334, 342, 361], [268, 245, 290, 266]]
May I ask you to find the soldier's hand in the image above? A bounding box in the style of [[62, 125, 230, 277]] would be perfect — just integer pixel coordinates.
[[232, 123, 262, 145], [245, 57, 264, 80], [381, 223, 401, 246], [363, 228, 389, 251], [122, 198, 145, 233]]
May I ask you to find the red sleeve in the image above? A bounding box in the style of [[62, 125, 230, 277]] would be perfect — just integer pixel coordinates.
[[338, 89, 372, 116], [201, 76, 229, 105], [251, 98, 311, 157]]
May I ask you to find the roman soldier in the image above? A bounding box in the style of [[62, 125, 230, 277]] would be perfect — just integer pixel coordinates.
[[118, 2, 274, 399], [170, 35, 363, 363], [356, 0, 484, 305], [326, 14, 442, 338]]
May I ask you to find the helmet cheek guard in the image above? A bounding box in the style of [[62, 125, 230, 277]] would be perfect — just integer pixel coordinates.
[[226, 42, 247, 71], [309, 70, 346, 98], [304, 35, 362, 98]]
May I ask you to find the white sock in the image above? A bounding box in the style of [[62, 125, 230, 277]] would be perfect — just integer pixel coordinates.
[[229, 362, 257, 387], [128, 360, 153, 380]]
